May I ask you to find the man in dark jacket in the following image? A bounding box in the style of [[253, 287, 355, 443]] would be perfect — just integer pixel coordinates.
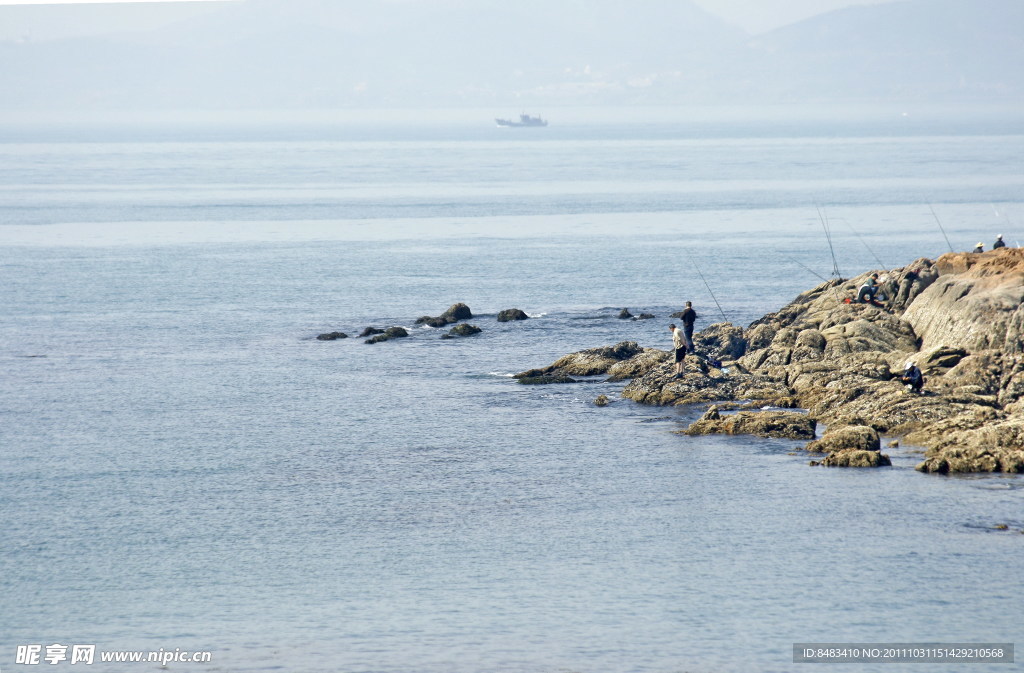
[[679, 301, 697, 350]]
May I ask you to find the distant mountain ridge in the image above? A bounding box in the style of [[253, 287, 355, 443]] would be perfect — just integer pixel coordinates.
[[0, 0, 1020, 110]]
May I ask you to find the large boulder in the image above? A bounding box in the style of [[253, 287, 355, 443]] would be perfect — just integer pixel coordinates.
[[819, 449, 892, 467], [805, 425, 881, 453], [497, 308, 529, 322], [446, 323, 482, 337], [417, 303, 474, 328], [917, 446, 1024, 474], [693, 322, 747, 360], [548, 341, 644, 376], [441, 303, 473, 322]]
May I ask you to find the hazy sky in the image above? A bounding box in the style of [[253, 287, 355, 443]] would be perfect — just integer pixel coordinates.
[[0, 0, 894, 34]]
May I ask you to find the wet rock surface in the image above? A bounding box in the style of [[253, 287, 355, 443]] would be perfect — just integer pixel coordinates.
[[497, 308, 529, 322], [446, 324, 482, 337], [316, 331, 348, 341]]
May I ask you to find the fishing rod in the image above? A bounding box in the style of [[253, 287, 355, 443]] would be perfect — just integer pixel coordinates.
[[928, 204, 955, 253], [817, 205, 841, 277], [993, 203, 1019, 244], [683, 249, 728, 323]]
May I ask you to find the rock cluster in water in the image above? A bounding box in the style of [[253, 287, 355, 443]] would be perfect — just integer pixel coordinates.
[[519, 249, 1024, 473], [416, 302, 473, 328]]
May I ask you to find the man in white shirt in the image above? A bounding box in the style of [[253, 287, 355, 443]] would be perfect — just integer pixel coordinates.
[[669, 323, 687, 379]]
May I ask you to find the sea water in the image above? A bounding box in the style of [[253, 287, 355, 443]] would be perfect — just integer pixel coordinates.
[[2, 108, 1023, 673]]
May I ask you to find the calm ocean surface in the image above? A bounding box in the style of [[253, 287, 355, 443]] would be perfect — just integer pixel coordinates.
[[2, 109, 1023, 673]]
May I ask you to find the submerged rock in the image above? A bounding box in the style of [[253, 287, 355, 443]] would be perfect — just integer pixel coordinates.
[[594, 395, 610, 406], [316, 331, 348, 341], [517, 374, 578, 385], [497, 308, 530, 322]]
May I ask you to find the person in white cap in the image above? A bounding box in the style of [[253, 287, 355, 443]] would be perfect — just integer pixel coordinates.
[[993, 234, 1006, 249], [899, 361, 924, 393]]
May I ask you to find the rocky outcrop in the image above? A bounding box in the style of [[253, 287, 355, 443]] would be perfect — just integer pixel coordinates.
[[365, 327, 409, 344], [497, 309, 529, 322], [618, 308, 633, 319], [519, 248, 1024, 473], [359, 327, 385, 337], [416, 303, 474, 328], [514, 341, 661, 382], [317, 331, 348, 341], [683, 406, 816, 439]]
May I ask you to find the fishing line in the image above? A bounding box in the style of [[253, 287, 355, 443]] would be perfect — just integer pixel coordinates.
[[832, 216, 886, 270], [683, 248, 728, 323], [817, 205, 841, 277]]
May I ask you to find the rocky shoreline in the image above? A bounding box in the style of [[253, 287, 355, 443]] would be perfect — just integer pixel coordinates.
[[517, 249, 1024, 474]]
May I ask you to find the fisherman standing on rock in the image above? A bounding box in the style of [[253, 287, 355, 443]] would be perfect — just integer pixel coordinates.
[[679, 301, 697, 350], [669, 324, 687, 379]]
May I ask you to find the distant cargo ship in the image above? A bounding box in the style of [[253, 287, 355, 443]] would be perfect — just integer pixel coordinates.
[[495, 114, 548, 128]]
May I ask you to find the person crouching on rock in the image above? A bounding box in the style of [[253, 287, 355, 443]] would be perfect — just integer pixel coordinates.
[[899, 361, 924, 394], [973, 242, 985, 253], [857, 273, 882, 305], [669, 323, 687, 379]]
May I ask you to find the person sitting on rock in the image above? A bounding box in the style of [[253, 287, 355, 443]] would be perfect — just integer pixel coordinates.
[[856, 273, 882, 305], [669, 323, 687, 379], [899, 361, 924, 394], [973, 242, 984, 253], [993, 234, 1006, 249]]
